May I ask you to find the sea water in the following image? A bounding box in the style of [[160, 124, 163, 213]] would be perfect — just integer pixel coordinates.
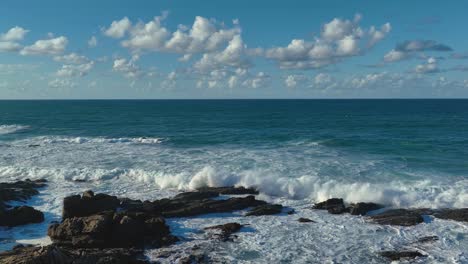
[[0, 99, 467, 263]]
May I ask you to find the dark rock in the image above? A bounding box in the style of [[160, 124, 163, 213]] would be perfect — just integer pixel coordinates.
[[0, 179, 46, 206], [433, 208, 468, 222], [162, 195, 266, 218], [62, 192, 120, 219], [416, 236, 439, 244], [370, 209, 424, 226], [204, 222, 243, 241], [246, 204, 283, 216], [173, 191, 219, 201], [349, 202, 384, 216], [0, 206, 44, 227], [197, 186, 259, 195], [48, 211, 174, 248], [312, 198, 347, 214], [0, 244, 149, 264], [298, 217, 315, 223], [380, 250, 425, 261]]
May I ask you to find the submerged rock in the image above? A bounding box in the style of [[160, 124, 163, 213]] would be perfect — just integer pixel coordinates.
[[0, 244, 149, 264], [433, 208, 468, 222], [380, 250, 425, 261], [204, 222, 243, 241], [246, 204, 283, 216], [298, 217, 315, 223], [312, 198, 348, 214]]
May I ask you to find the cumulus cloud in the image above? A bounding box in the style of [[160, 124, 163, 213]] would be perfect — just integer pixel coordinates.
[[104, 17, 132, 38], [264, 14, 391, 69], [384, 40, 453, 63], [284, 74, 307, 88], [112, 56, 142, 78], [48, 78, 77, 88], [415, 57, 439, 74], [20, 36, 68, 55], [0, 26, 29, 52], [53, 53, 90, 64], [56, 62, 94, 77]]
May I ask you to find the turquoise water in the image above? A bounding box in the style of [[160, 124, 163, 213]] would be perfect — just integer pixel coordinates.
[[0, 99, 467, 207]]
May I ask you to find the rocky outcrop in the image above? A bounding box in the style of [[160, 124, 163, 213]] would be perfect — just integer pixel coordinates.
[[0, 206, 44, 227], [245, 204, 283, 216], [349, 202, 383, 215], [370, 208, 468, 226], [380, 250, 425, 261], [62, 190, 120, 219], [48, 211, 176, 248], [0, 179, 46, 227], [298, 217, 315, 223], [0, 245, 149, 264], [312, 198, 348, 214], [197, 186, 259, 195]]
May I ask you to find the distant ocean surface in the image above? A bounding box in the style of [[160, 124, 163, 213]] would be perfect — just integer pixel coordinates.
[[1, 99, 467, 262]]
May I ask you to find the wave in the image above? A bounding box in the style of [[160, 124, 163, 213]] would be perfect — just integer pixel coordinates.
[[16, 136, 164, 145], [0, 125, 29, 135], [1, 165, 466, 209]]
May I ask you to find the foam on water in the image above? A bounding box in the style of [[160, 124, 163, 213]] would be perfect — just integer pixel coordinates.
[[0, 124, 29, 135]]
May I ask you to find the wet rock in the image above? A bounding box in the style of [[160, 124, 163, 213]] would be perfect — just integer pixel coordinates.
[[370, 209, 424, 226], [0, 244, 149, 264], [298, 217, 315, 223], [433, 208, 468, 222], [62, 191, 120, 219], [313, 198, 348, 214], [349, 202, 384, 216], [173, 191, 219, 201], [246, 204, 283, 216], [197, 186, 259, 195], [48, 211, 175, 248], [0, 206, 44, 227], [416, 236, 439, 244], [204, 222, 243, 241], [162, 195, 266, 218], [0, 179, 46, 227], [380, 250, 425, 261]]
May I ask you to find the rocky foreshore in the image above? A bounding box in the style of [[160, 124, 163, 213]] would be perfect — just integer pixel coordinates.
[[0, 179, 467, 263]]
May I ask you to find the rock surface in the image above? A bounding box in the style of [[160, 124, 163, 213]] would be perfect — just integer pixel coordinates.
[[369, 209, 425, 226], [380, 250, 425, 261], [245, 204, 283, 216], [204, 222, 243, 241], [0, 245, 149, 264], [312, 198, 348, 214], [0, 179, 46, 227], [349, 202, 384, 216], [298, 217, 315, 223], [197, 186, 259, 195]]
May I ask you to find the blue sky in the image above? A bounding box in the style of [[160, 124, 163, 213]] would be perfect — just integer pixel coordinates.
[[1, 0, 468, 99]]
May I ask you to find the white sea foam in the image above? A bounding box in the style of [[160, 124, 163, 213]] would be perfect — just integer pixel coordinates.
[[0, 125, 29, 135], [14, 136, 164, 145]]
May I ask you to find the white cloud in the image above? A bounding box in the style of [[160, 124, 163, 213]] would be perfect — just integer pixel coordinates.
[[415, 57, 439, 74], [264, 15, 390, 69], [284, 74, 307, 88], [0, 41, 22, 52], [56, 62, 94, 77], [0, 26, 29, 41], [104, 17, 131, 38], [383, 49, 408, 62], [88, 36, 98, 47], [112, 56, 142, 78], [242, 72, 269, 88], [48, 78, 77, 88], [54, 53, 90, 64], [20, 36, 68, 55]]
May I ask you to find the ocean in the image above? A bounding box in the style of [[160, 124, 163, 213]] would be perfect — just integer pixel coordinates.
[[0, 99, 467, 263]]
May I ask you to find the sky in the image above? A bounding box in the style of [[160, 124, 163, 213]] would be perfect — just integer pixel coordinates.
[[1, 0, 468, 99]]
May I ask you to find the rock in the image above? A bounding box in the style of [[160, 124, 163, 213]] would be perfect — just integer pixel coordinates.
[[312, 198, 348, 214], [0, 179, 47, 206], [380, 250, 425, 261], [197, 186, 259, 195], [0, 244, 149, 264], [245, 204, 283, 216], [162, 195, 266, 218], [433, 208, 468, 222], [416, 236, 439, 244], [369, 209, 424, 226], [0, 206, 44, 227], [48, 211, 175, 248], [62, 192, 120, 219], [349, 202, 384, 216], [298, 217, 315, 223], [172, 191, 219, 201], [204, 222, 243, 241]]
